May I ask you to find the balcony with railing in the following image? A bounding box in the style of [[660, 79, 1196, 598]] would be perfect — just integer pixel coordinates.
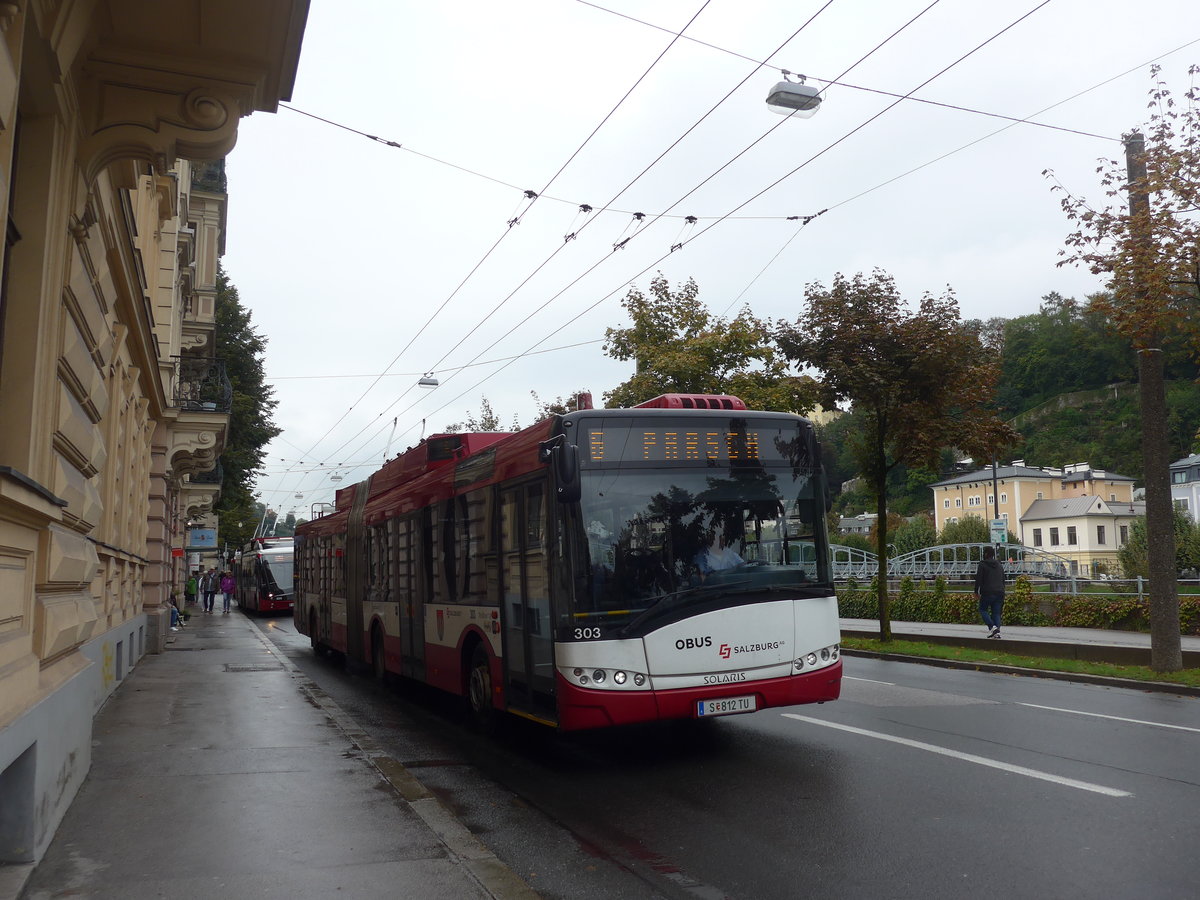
[[170, 356, 232, 412]]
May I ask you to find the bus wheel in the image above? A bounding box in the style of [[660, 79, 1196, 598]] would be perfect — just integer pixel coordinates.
[[371, 628, 387, 683], [309, 610, 324, 657], [467, 644, 496, 733]]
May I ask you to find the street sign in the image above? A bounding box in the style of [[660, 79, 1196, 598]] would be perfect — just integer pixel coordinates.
[[990, 519, 1007, 543]]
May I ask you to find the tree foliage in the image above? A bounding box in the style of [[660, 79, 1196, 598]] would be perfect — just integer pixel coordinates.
[[1045, 66, 1200, 672], [777, 270, 1017, 640], [213, 266, 281, 550], [1047, 66, 1200, 349], [938, 516, 990, 545], [445, 397, 519, 433], [1117, 510, 1200, 579], [603, 273, 813, 412], [891, 514, 938, 555]]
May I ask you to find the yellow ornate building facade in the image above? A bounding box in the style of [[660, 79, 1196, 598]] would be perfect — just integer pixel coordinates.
[[0, 0, 307, 867]]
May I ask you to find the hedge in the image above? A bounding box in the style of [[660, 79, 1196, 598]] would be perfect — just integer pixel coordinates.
[[836, 575, 1200, 635]]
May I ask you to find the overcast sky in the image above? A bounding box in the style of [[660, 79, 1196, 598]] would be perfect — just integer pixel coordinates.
[[221, 0, 1200, 519]]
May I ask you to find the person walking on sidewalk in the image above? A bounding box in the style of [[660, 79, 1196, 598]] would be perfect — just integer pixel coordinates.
[[220, 570, 235, 613], [973, 545, 1006, 638], [201, 567, 218, 613]]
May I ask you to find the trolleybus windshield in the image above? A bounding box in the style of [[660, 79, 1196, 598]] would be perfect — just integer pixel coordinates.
[[569, 415, 829, 638], [259, 551, 293, 595]]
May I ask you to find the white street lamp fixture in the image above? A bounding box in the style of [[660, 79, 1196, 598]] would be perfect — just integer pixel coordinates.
[[418, 373, 438, 388], [766, 71, 821, 118]]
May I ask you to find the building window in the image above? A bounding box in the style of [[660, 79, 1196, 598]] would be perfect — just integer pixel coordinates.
[[955, 498, 962, 508], [1037, 491, 1044, 500], [968, 496, 980, 507], [1175, 498, 1189, 511], [1067, 526, 1077, 545], [1120, 524, 1129, 545], [1033, 528, 1043, 547], [943, 499, 950, 509], [948, 516, 958, 524], [1050, 527, 1060, 546], [1001, 512, 1008, 521], [1000, 492, 1007, 504], [1173, 471, 1188, 484], [987, 494, 994, 506], [1109, 494, 1116, 501], [1097, 525, 1106, 545]]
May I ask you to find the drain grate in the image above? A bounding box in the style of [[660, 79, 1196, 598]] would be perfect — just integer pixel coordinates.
[[224, 663, 285, 673]]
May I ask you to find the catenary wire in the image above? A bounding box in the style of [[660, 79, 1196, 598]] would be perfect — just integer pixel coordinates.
[[719, 35, 1200, 315], [305, 0, 1032, 484], [270, 0, 716, 502], [389, 0, 1061, 449]]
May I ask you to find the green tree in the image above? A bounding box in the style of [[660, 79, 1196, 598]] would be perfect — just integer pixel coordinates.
[[531, 389, 591, 418], [777, 270, 1017, 641], [938, 516, 990, 545], [1046, 66, 1200, 671], [892, 514, 938, 555], [213, 266, 281, 550], [603, 273, 813, 412], [445, 397, 518, 433], [1117, 509, 1200, 579]]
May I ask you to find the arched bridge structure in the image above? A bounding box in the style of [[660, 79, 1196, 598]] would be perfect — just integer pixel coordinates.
[[829, 543, 1077, 581]]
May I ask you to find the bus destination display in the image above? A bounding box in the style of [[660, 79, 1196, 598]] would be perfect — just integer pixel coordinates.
[[588, 426, 763, 462]]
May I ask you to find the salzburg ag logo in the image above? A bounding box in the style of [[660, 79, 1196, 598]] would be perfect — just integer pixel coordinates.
[[720, 640, 784, 658]]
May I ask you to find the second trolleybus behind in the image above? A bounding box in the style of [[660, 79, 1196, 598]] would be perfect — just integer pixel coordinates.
[[235, 536, 295, 614], [295, 393, 842, 730]]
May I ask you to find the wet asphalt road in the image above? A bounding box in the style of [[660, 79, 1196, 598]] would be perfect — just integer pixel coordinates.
[[254, 616, 1200, 900]]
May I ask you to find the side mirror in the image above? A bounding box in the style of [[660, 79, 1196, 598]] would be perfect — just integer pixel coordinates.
[[539, 437, 581, 503], [554, 443, 581, 503]]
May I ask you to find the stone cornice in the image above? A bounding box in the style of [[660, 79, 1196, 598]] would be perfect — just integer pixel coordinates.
[[166, 410, 227, 480], [181, 483, 220, 518]]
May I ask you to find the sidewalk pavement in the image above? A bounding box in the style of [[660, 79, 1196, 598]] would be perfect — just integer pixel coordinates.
[[13, 609, 539, 900], [11, 614, 1198, 900], [841, 618, 1200, 694]]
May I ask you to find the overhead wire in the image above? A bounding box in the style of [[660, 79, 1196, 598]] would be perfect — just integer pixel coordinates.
[[259, 2, 1170, 507], [318, 0, 980, 469], [295, 3, 848, 482], [721, 35, 1200, 314], [393, 0, 1061, 446], [269, 0, 718, 503]]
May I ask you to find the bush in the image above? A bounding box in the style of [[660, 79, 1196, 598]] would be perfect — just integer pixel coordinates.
[[834, 578, 1200, 634]]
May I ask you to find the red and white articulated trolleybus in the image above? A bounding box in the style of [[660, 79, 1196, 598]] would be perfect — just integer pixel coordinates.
[[235, 536, 295, 614], [294, 394, 841, 731]]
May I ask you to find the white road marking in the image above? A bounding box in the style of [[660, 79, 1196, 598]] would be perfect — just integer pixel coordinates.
[[1018, 703, 1200, 734], [844, 676, 895, 685], [782, 713, 1133, 797]]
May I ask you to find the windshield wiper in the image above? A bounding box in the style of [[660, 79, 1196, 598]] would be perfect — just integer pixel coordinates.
[[618, 580, 752, 636]]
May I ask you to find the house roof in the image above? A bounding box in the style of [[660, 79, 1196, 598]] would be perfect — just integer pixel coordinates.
[[1021, 497, 1144, 521], [931, 463, 1135, 489], [930, 465, 1053, 488], [1171, 453, 1200, 469]]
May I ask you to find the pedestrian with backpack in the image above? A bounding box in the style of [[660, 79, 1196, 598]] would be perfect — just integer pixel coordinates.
[[973, 545, 1006, 638]]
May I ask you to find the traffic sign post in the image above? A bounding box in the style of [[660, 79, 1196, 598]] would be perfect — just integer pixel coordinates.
[[990, 519, 1007, 544]]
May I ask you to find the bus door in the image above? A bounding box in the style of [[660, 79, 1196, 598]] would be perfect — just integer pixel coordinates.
[[500, 481, 556, 719], [396, 516, 424, 678]]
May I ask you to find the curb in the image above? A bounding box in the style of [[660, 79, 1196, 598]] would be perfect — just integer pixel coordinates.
[[248, 621, 541, 900], [840, 648, 1200, 697]]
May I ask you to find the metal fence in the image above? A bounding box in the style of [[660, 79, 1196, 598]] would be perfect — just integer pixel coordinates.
[[830, 542, 1175, 598]]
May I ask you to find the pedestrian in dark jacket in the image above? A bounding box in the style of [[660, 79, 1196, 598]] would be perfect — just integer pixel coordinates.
[[973, 545, 1005, 638], [201, 567, 219, 613]]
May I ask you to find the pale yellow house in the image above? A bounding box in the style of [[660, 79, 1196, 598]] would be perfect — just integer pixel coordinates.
[[0, 1, 307, 869], [930, 461, 1137, 572], [1021, 496, 1144, 576]]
